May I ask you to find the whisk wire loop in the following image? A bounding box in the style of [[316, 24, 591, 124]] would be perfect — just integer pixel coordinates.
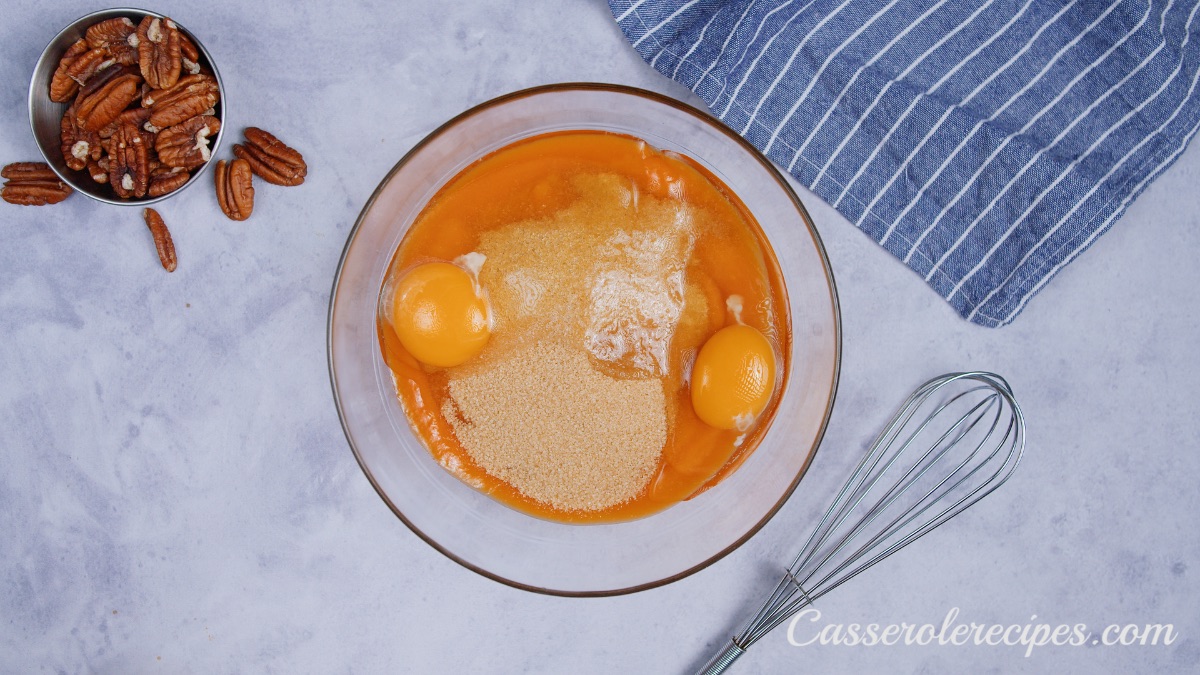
[[697, 372, 1025, 674]]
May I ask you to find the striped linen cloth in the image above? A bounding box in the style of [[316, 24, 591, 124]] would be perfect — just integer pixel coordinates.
[[608, 0, 1200, 326]]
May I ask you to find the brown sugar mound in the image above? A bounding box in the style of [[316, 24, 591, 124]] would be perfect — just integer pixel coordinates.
[[440, 172, 712, 512], [444, 342, 667, 512]]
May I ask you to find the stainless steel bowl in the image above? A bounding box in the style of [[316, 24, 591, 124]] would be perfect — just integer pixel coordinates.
[[27, 8, 226, 206]]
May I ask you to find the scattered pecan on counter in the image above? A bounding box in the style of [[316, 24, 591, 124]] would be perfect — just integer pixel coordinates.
[[214, 158, 255, 221], [213, 127, 306, 221], [142, 207, 177, 272], [233, 128, 307, 186], [1, 162, 73, 206], [13, 19, 313, 275]]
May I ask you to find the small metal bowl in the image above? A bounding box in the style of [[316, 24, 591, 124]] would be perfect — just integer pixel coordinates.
[[27, 8, 226, 206]]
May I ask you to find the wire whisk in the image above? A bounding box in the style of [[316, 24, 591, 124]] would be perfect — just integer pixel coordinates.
[[697, 371, 1025, 674]]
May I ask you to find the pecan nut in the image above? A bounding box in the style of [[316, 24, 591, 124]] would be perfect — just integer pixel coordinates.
[[233, 128, 307, 186], [1, 162, 73, 206], [178, 32, 202, 75], [65, 47, 117, 88], [143, 208, 177, 272], [137, 16, 182, 90], [76, 63, 140, 101], [86, 17, 137, 49], [106, 41, 140, 68], [214, 159, 254, 220], [107, 123, 151, 198], [87, 158, 109, 184], [144, 74, 219, 128], [178, 31, 200, 62], [85, 18, 141, 67], [49, 39, 90, 102], [99, 105, 154, 140], [75, 70, 142, 132], [60, 105, 103, 171], [156, 114, 220, 169], [148, 165, 189, 197]]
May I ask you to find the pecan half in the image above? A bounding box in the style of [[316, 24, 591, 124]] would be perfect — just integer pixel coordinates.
[[49, 39, 90, 102], [139, 123, 160, 156], [233, 128, 307, 186], [1, 162, 73, 206], [181, 56, 202, 77], [143, 208, 177, 272], [156, 114, 220, 169], [75, 70, 141, 132], [105, 41, 140, 67], [214, 159, 254, 221], [148, 165, 189, 197], [60, 105, 103, 171], [98, 105, 153, 139], [107, 123, 151, 198], [136, 16, 181, 90], [86, 17, 136, 49], [86, 17, 141, 66], [77, 63, 139, 100], [144, 74, 219, 128], [66, 47, 116, 87], [176, 31, 205, 77], [179, 31, 200, 62], [87, 158, 109, 184]]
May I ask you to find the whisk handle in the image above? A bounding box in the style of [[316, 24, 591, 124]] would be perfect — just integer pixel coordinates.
[[695, 639, 745, 675]]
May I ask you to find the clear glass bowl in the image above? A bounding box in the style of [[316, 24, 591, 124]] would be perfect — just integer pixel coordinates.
[[328, 84, 841, 596]]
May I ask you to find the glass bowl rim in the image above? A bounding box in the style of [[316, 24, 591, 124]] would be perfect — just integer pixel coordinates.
[[327, 82, 843, 596]]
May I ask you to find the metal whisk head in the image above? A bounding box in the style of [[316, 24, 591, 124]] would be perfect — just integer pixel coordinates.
[[698, 372, 1025, 674]]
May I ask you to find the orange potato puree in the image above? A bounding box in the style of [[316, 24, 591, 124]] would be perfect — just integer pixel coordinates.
[[378, 130, 791, 523]]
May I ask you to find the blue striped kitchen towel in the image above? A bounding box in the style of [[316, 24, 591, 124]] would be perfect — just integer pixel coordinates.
[[609, 0, 1200, 326]]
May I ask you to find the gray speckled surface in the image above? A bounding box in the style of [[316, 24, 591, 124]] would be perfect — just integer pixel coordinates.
[[2, 1, 1197, 673]]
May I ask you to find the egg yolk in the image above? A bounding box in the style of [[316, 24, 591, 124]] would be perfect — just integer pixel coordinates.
[[690, 324, 777, 431], [391, 262, 490, 368]]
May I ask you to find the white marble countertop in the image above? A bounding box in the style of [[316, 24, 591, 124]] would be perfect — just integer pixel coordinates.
[[2, 1, 1197, 672]]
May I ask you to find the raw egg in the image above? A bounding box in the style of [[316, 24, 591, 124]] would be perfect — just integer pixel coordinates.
[[690, 324, 776, 431], [391, 261, 490, 368]]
